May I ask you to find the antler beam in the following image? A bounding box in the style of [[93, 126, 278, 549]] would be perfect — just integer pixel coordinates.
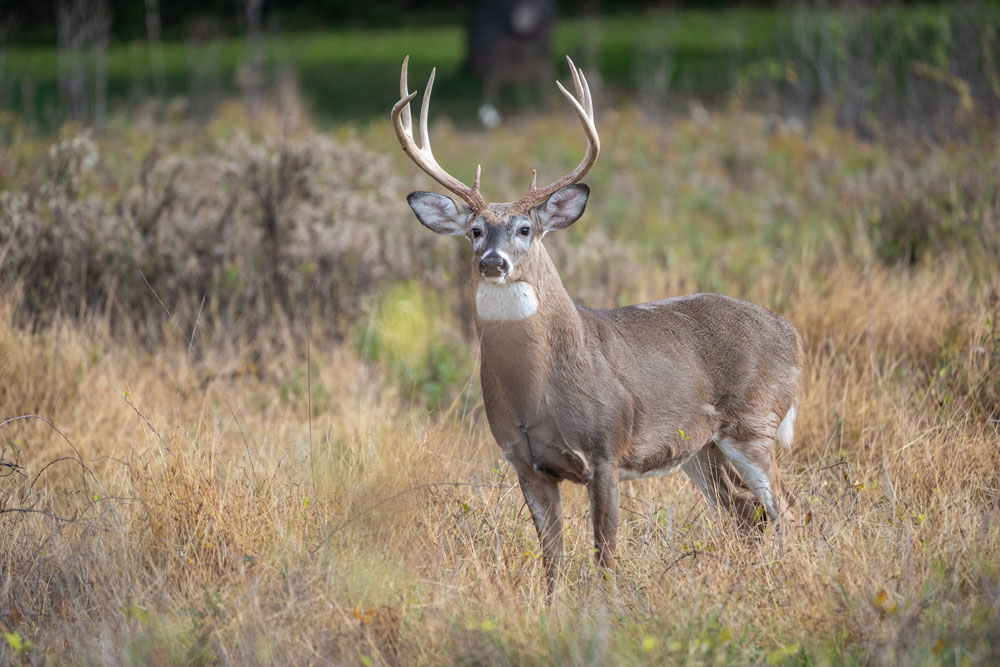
[[391, 56, 486, 212], [513, 56, 601, 212]]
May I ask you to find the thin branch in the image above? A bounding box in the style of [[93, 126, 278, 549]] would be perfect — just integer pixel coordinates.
[[661, 548, 718, 575], [0, 460, 25, 477], [0, 507, 90, 525], [0, 414, 116, 524], [29, 456, 82, 491], [122, 392, 169, 453]]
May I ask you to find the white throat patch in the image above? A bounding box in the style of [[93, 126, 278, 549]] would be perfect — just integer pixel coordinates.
[[476, 281, 539, 321]]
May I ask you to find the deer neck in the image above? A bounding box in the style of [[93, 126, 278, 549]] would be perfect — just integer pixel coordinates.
[[474, 242, 583, 352]]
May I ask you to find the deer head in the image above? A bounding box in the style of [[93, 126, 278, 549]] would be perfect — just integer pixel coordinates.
[[391, 56, 600, 284]]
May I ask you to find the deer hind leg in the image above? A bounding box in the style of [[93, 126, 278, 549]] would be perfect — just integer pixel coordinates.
[[681, 444, 763, 530], [714, 431, 795, 534]]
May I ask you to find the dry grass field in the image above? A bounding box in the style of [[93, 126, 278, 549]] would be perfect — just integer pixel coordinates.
[[1, 92, 999, 664]]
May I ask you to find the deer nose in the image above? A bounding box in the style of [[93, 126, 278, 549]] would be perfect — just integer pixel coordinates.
[[479, 254, 508, 277]]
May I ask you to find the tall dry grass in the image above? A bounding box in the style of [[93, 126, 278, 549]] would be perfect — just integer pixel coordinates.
[[1, 96, 999, 664]]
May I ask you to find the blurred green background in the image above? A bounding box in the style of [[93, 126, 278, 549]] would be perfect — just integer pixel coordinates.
[[2, 1, 998, 130]]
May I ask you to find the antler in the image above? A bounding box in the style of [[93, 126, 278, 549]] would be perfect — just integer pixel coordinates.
[[513, 56, 600, 213], [391, 56, 486, 212]]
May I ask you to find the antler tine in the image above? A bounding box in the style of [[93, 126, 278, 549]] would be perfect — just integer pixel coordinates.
[[391, 57, 486, 212], [555, 80, 589, 122], [399, 55, 412, 133], [418, 67, 435, 153], [565, 56, 594, 119], [580, 70, 594, 118], [567, 56, 584, 103], [513, 56, 601, 212]]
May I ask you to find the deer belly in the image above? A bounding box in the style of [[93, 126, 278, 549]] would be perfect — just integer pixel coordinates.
[[618, 462, 684, 481]]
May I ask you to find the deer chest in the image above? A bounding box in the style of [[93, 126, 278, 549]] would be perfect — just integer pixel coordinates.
[[480, 356, 631, 484]]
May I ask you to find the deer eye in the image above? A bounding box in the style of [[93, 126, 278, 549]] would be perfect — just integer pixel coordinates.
[[471, 228, 483, 239], [518, 226, 531, 237]]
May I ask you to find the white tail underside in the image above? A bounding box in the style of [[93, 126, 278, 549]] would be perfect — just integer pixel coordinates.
[[776, 404, 797, 449]]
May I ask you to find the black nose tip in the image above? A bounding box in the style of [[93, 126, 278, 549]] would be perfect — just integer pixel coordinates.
[[479, 255, 508, 276]]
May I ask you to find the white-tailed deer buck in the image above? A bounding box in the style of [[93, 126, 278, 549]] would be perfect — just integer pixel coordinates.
[[392, 56, 802, 595]]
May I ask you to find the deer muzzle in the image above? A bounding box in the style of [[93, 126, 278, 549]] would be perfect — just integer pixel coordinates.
[[479, 253, 509, 280]]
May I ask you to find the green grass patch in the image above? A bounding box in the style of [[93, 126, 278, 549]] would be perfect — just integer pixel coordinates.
[[5, 4, 999, 132]]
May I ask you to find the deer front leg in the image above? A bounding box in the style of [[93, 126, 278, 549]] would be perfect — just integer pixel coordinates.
[[517, 472, 564, 597], [587, 459, 620, 572]]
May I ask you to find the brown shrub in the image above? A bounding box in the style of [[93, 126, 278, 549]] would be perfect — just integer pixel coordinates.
[[0, 106, 457, 344]]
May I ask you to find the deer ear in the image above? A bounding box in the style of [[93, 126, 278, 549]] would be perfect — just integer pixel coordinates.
[[407, 192, 469, 235], [536, 184, 590, 232]]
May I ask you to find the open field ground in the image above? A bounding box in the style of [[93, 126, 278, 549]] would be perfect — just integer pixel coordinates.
[[1, 88, 999, 663]]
